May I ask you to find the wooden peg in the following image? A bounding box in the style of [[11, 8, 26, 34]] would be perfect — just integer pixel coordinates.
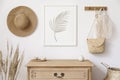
[[85, 6, 107, 11]]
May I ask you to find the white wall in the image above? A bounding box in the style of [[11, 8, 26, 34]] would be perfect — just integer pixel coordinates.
[[0, 0, 120, 80]]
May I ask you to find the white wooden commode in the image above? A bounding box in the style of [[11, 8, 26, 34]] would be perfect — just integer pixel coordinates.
[[27, 60, 93, 80]]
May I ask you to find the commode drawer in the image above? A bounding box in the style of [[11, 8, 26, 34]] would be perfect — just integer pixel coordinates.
[[29, 68, 89, 80], [27, 60, 93, 80]]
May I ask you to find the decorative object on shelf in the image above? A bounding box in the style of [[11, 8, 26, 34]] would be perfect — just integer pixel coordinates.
[[0, 43, 24, 80], [44, 5, 77, 46], [32, 57, 47, 62], [86, 6, 113, 53], [7, 6, 37, 37], [101, 62, 120, 80], [78, 55, 84, 61]]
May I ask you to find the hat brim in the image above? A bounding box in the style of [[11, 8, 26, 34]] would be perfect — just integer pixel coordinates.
[[7, 6, 37, 37]]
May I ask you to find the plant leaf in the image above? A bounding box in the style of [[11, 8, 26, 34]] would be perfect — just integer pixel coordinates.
[[49, 11, 69, 41], [14, 52, 24, 80], [50, 11, 69, 33]]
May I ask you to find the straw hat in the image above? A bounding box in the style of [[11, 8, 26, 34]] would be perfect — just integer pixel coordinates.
[[7, 6, 37, 37]]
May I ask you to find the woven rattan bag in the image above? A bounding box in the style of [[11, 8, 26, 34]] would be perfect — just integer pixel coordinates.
[[87, 11, 106, 53], [87, 38, 105, 53], [105, 68, 120, 80], [87, 9, 112, 53], [102, 63, 120, 80]]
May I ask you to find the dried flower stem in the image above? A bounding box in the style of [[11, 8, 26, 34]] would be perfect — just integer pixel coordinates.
[[0, 43, 24, 80]]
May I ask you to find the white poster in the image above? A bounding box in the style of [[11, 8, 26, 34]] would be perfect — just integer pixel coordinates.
[[44, 5, 77, 46]]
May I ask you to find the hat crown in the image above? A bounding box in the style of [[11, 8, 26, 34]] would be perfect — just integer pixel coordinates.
[[14, 13, 30, 30], [7, 6, 37, 37]]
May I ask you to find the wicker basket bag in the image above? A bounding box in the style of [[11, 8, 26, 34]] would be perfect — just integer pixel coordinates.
[[102, 63, 120, 80], [87, 38, 105, 53], [87, 9, 112, 53]]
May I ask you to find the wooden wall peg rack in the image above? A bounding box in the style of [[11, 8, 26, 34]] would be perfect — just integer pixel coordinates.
[[85, 6, 107, 11]]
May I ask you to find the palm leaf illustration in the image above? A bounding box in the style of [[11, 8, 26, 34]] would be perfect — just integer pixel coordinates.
[[49, 11, 69, 42]]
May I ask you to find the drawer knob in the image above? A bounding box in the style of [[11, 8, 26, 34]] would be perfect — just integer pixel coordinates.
[[54, 73, 64, 78]]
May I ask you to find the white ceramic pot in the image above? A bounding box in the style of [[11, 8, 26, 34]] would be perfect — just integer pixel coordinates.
[[78, 55, 84, 61]]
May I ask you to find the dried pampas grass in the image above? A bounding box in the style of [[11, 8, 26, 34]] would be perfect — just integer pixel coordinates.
[[0, 43, 24, 80], [0, 51, 3, 73]]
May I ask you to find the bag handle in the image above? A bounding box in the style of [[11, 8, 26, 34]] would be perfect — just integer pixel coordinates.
[[87, 15, 97, 38], [101, 62, 110, 69], [87, 8, 105, 38]]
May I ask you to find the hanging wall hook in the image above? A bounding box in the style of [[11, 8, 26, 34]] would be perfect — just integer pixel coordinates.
[[85, 6, 107, 11]]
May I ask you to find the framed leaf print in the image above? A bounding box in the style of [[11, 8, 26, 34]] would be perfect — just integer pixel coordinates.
[[44, 5, 77, 46]]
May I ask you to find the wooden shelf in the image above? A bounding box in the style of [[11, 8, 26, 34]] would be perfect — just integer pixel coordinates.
[[85, 6, 107, 11]]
